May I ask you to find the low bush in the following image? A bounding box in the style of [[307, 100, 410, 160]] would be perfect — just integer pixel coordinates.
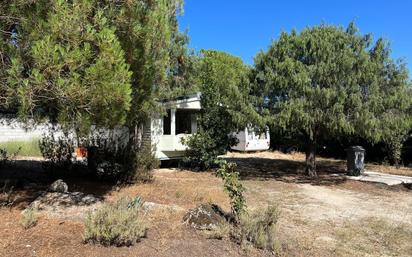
[[238, 205, 280, 252], [40, 131, 75, 174], [83, 196, 147, 246], [0, 147, 20, 168], [123, 143, 159, 183], [20, 207, 38, 229]]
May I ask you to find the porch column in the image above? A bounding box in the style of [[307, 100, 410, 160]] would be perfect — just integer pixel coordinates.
[[171, 108, 176, 135]]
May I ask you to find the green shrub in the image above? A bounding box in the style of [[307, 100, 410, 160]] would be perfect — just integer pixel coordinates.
[[125, 143, 159, 183], [0, 147, 20, 168], [238, 206, 280, 252], [215, 159, 246, 221], [20, 207, 38, 229], [40, 132, 74, 173], [83, 196, 147, 246]]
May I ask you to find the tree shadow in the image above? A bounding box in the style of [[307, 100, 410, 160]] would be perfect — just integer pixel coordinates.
[[225, 157, 348, 186], [0, 159, 115, 208]]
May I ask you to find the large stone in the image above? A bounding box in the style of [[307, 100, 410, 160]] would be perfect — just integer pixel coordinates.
[[183, 203, 228, 230], [30, 191, 101, 210], [28, 191, 102, 221], [49, 179, 68, 193]]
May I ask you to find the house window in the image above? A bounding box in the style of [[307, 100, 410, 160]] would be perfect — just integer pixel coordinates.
[[163, 109, 171, 135], [176, 110, 192, 134]]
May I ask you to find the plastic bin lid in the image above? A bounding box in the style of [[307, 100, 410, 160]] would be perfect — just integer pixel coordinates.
[[345, 146, 365, 152]]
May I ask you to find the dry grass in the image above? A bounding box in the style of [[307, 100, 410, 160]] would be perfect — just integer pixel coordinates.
[[1, 152, 411, 256], [333, 218, 412, 257], [238, 206, 281, 253], [108, 169, 230, 210]]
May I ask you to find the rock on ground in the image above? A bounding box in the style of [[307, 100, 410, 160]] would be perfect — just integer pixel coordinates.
[[31, 191, 100, 210], [183, 203, 228, 230], [49, 179, 68, 193]]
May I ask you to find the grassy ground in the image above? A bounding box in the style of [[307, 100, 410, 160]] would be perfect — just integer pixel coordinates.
[[0, 151, 411, 256], [0, 139, 42, 157]]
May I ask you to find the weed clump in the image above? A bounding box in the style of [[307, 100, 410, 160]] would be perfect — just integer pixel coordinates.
[[238, 205, 280, 252], [20, 207, 38, 229], [83, 196, 147, 246]]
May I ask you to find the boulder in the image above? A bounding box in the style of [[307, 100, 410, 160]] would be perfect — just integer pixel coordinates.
[[49, 179, 68, 193], [183, 203, 228, 230], [30, 191, 101, 210]]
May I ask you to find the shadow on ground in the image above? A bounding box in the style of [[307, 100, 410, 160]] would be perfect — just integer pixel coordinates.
[[225, 157, 348, 186], [0, 160, 114, 209]]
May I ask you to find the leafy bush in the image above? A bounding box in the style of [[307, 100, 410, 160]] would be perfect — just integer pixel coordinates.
[[238, 206, 280, 252], [0, 147, 20, 169], [87, 130, 158, 183], [83, 196, 147, 246], [20, 207, 38, 229], [39, 131, 75, 173], [183, 131, 237, 170], [125, 143, 159, 183], [215, 159, 246, 222]]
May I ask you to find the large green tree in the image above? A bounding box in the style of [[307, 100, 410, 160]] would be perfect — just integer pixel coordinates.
[[1, 0, 188, 135], [252, 23, 411, 176], [184, 50, 262, 169], [6, 0, 132, 132], [366, 39, 412, 167]]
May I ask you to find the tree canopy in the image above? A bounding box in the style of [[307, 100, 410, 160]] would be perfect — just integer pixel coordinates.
[[0, 0, 188, 134], [252, 23, 411, 176], [184, 50, 262, 169]]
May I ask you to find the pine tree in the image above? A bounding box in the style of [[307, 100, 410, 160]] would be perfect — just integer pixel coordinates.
[[4, 0, 132, 133], [252, 23, 411, 176]]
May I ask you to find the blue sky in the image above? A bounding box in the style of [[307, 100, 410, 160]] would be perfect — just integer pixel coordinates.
[[179, 1, 411, 73]]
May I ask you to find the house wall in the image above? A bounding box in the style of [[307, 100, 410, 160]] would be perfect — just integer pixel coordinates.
[[0, 119, 50, 142], [0, 118, 129, 149]]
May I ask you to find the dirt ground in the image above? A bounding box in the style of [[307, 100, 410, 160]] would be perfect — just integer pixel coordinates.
[[1, 151, 411, 257]]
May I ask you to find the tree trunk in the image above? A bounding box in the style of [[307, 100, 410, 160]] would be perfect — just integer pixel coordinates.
[[305, 138, 317, 177]]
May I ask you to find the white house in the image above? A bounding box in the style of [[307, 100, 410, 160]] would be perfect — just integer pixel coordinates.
[[144, 92, 270, 160], [230, 125, 270, 152], [0, 92, 270, 160], [144, 92, 201, 160]]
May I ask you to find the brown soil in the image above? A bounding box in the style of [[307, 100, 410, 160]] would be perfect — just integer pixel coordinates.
[[1, 151, 411, 257]]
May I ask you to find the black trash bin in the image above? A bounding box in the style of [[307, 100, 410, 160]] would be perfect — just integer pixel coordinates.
[[346, 146, 365, 176]]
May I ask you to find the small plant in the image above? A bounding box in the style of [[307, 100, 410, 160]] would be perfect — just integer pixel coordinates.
[[204, 222, 232, 240], [0, 182, 15, 208], [83, 196, 147, 246], [238, 205, 280, 252], [0, 147, 20, 168], [20, 207, 38, 229], [215, 159, 246, 222]]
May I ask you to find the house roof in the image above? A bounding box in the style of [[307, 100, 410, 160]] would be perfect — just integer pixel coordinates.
[[161, 92, 202, 110]]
